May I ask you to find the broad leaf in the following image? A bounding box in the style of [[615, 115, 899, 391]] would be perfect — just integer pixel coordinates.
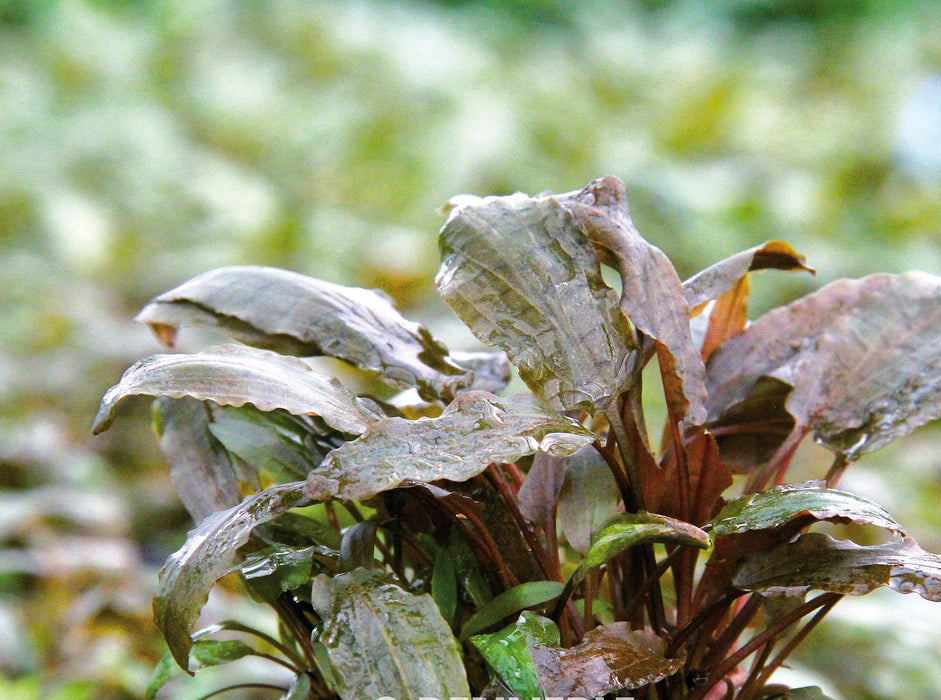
[[706, 272, 941, 459], [557, 446, 622, 554], [238, 545, 322, 600], [657, 430, 733, 526], [154, 481, 310, 671], [460, 581, 565, 641], [304, 391, 595, 502], [734, 533, 941, 601], [437, 190, 633, 412], [517, 452, 567, 532], [709, 482, 904, 538], [449, 349, 512, 394], [682, 240, 814, 312], [556, 177, 706, 425], [208, 408, 318, 482], [310, 568, 470, 699], [470, 611, 560, 698], [153, 397, 245, 523], [94, 344, 378, 436], [530, 623, 684, 696], [136, 265, 472, 401], [572, 512, 710, 589]]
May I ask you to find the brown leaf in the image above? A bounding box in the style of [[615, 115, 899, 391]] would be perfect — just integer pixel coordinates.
[[659, 430, 734, 526], [706, 272, 941, 459], [531, 624, 683, 696], [557, 177, 707, 426]]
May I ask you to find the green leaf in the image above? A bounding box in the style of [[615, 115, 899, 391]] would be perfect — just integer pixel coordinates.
[[304, 391, 594, 502], [437, 189, 633, 412], [153, 397, 245, 523], [706, 272, 941, 459], [238, 545, 319, 600], [470, 611, 560, 698], [431, 547, 457, 627], [682, 240, 814, 311], [734, 533, 941, 601], [154, 481, 310, 671], [94, 344, 378, 436], [556, 177, 707, 425], [709, 482, 905, 539], [310, 568, 470, 699], [530, 623, 684, 696], [572, 512, 710, 589], [283, 672, 312, 700], [135, 265, 473, 401], [145, 639, 258, 699], [460, 581, 565, 641]]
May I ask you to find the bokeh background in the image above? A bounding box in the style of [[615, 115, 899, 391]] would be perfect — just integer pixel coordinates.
[[2, 1, 941, 698]]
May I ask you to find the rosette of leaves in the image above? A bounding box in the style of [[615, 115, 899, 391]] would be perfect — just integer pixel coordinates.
[[96, 176, 941, 699]]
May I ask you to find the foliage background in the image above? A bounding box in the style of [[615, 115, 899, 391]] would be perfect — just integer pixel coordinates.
[[1, 0, 940, 698]]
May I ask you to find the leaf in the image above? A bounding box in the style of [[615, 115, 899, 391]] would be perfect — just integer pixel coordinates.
[[517, 452, 567, 531], [154, 481, 310, 671], [283, 672, 312, 700], [238, 545, 319, 600], [431, 547, 457, 627], [449, 349, 512, 394], [706, 272, 941, 459], [556, 176, 707, 426], [437, 190, 633, 413], [310, 568, 470, 699], [733, 533, 941, 601], [153, 397, 245, 523], [460, 581, 565, 641], [557, 446, 622, 554], [530, 623, 684, 696], [304, 391, 595, 502], [658, 430, 733, 526], [94, 344, 378, 436], [709, 482, 905, 539], [145, 639, 259, 699], [571, 512, 710, 589], [699, 275, 750, 362], [469, 611, 560, 698], [338, 520, 378, 571], [135, 265, 472, 401], [682, 240, 814, 312], [208, 408, 317, 482]]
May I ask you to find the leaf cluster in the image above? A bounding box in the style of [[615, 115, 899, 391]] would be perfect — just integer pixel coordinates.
[[96, 176, 941, 699]]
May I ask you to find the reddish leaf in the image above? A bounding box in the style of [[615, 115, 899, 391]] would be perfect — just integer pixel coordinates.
[[700, 275, 750, 362], [557, 177, 706, 427], [531, 623, 684, 696], [659, 431, 733, 526], [706, 273, 941, 461]]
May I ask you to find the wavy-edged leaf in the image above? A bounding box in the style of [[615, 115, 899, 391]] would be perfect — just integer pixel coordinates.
[[530, 623, 684, 696], [237, 545, 322, 600], [155, 481, 310, 671], [310, 568, 470, 699], [571, 512, 710, 589], [682, 240, 814, 312], [304, 391, 595, 502], [706, 272, 941, 459], [460, 581, 565, 641], [709, 482, 904, 538], [153, 397, 245, 523], [136, 265, 472, 401], [93, 344, 378, 436], [734, 533, 941, 601], [470, 610, 560, 698], [556, 176, 706, 426], [437, 191, 632, 413]]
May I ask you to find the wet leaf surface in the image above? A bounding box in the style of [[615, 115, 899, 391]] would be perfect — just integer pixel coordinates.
[[734, 533, 941, 601], [530, 623, 684, 696], [154, 481, 310, 671], [304, 391, 594, 502], [136, 265, 472, 400], [437, 190, 633, 412], [470, 611, 559, 698], [460, 581, 565, 641], [710, 482, 905, 538], [706, 272, 941, 458], [311, 568, 470, 699], [94, 344, 378, 436], [557, 177, 707, 425]]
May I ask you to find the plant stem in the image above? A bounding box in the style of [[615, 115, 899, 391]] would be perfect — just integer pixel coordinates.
[[825, 452, 850, 488]]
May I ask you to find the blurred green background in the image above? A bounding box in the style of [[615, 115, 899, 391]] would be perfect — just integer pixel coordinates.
[[2, 1, 940, 698]]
